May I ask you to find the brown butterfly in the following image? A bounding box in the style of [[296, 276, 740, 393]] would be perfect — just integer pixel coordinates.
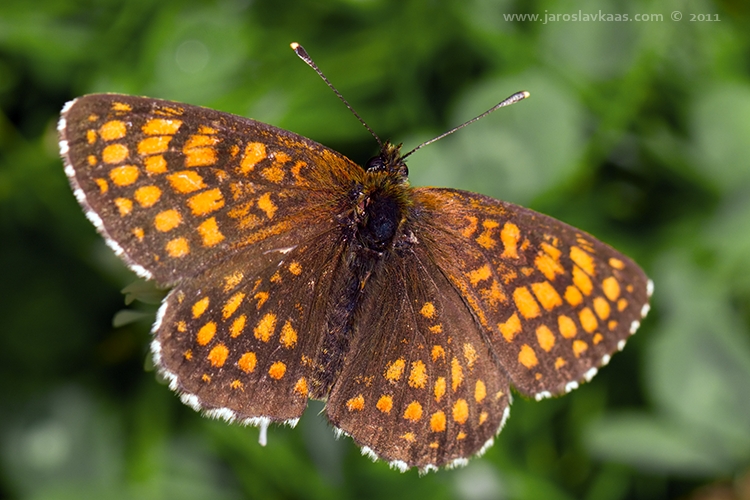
[[58, 44, 651, 473]]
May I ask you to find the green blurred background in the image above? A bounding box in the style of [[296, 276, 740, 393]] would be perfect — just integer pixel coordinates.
[[2, 0, 750, 499]]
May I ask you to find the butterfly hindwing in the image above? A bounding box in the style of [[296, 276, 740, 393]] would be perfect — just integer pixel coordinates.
[[326, 241, 511, 471], [153, 224, 348, 423]]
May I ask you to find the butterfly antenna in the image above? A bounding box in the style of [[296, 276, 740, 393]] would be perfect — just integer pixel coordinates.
[[400, 90, 530, 161], [291, 43, 383, 148]]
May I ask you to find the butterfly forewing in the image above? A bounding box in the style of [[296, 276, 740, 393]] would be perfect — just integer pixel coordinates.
[[413, 188, 651, 399], [60, 94, 361, 285]]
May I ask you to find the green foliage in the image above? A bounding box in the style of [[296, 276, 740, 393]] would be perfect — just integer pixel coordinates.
[[2, 0, 750, 498]]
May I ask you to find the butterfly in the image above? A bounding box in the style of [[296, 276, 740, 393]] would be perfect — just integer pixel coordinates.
[[58, 44, 651, 473]]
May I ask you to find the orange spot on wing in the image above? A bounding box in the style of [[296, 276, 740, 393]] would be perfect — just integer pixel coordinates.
[[138, 136, 171, 155], [578, 307, 598, 333], [196, 321, 216, 345], [420, 302, 436, 318], [558, 314, 577, 339], [461, 216, 478, 238], [602, 276, 621, 301], [134, 185, 161, 207], [430, 411, 447, 432], [280, 321, 298, 348], [451, 357, 463, 391], [111, 102, 132, 111], [165, 237, 189, 257], [346, 395, 365, 411], [238, 352, 257, 373], [184, 134, 218, 167], [168, 170, 206, 193], [143, 155, 167, 174], [564, 285, 584, 307], [109, 165, 138, 186], [499, 313, 522, 342], [535, 252, 565, 281], [570, 246, 596, 276], [518, 344, 538, 368], [268, 361, 286, 379], [254, 313, 277, 342], [403, 401, 423, 421], [385, 359, 406, 382], [261, 165, 285, 183], [222, 292, 245, 319], [513, 286, 541, 319], [197, 217, 225, 247], [256, 192, 277, 219], [452, 399, 469, 424], [531, 281, 563, 311], [240, 142, 266, 173], [223, 271, 244, 291], [99, 120, 126, 141], [376, 395, 393, 413], [94, 178, 108, 193], [593, 296, 611, 320], [188, 188, 224, 216], [501, 222, 521, 258], [475, 219, 499, 249], [192, 297, 210, 318], [431, 345, 445, 362], [254, 291, 269, 309], [466, 264, 492, 285], [573, 266, 593, 295], [408, 360, 428, 388], [474, 380, 487, 402], [572, 340, 588, 357], [434, 377, 446, 402], [207, 344, 229, 367], [143, 118, 182, 135], [230, 314, 246, 337], [536, 325, 555, 352], [294, 377, 308, 397], [609, 257, 625, 270], [154, 209, 182, 232]]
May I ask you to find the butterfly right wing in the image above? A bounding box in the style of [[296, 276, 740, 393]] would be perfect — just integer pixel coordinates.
[[152, 223, 350, 425], [59, 93, 364, 286]]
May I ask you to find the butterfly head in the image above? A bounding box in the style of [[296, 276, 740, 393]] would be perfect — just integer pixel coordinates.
[[365, 141, 409, 181]]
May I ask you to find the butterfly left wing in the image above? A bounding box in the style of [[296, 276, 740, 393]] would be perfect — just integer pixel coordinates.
[[411, 188, 652, 400]]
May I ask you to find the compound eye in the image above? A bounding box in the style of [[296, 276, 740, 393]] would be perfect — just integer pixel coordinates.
[[365, 155, 386, 172]]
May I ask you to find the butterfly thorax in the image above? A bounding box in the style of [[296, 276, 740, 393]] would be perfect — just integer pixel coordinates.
[[311, 145, 415, 398]]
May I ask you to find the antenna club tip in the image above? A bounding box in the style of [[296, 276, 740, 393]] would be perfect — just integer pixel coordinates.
[[290, 42, 299, 50], [521, 90, 530, 98]]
